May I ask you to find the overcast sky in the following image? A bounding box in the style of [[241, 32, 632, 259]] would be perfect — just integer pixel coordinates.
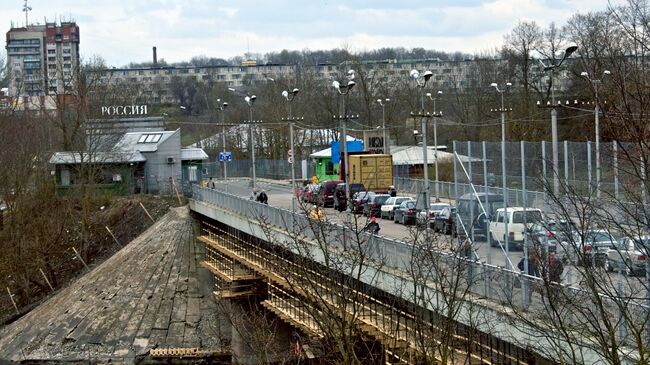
[[3, 0, 625, 67]]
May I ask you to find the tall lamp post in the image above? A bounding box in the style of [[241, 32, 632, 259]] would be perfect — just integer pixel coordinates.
[[216, 99, 229, 182], [580, 70, 611, 199], [376, 98, 390, 154], [410, 69, 434, 209], [282, 87, 300, 212], [490, 82, 512, 266], [333, 70, 356, 205], [426, 90, 443, 202], [541, 45, 578, 196]]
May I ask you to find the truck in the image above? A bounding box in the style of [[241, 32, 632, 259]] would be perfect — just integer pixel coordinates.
[[347, 154, 393, 193]]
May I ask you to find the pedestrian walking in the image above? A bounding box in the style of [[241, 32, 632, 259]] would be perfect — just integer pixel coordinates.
[[389, 185, 397, 197], [258, 190, 268, 204]]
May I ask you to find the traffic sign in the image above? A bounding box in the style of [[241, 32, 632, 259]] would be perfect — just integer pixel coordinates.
[[218, 152, 233, 162], [288, 156, 294, 164], [288, 149, 293, 157]]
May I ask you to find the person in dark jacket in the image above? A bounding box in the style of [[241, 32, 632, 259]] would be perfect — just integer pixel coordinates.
[[517, 255, 540, 277], [363, 216, 380, 233], [257, 190, 268, 204], [388, 185, 397, 197]]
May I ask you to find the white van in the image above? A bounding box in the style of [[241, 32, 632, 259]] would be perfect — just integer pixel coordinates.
[[489, 207, 543, 249]]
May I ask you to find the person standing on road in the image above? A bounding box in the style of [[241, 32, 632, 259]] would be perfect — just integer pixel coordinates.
[[363, 216, 380, 234], [258, 190, 268, 204], [389, 185, 397, 197], [250, 189, 258, 201]]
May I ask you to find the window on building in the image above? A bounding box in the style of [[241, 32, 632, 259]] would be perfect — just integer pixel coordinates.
[[188, 166, 198, 182], [47, 49, 55, 54], [325, 161, 334, 175], [138, 133, 163, 143]]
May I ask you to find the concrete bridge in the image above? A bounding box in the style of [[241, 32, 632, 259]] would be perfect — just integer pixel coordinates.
[[190, 185, 640, 364]]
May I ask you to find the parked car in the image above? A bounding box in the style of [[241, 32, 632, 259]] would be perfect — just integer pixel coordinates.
[[380, 196, 414, 220], [350, 191, 375, 214], [433, 206, 457, 235], [349, 183, 366, 196], [363, 194, 391, 217], [572, 229, 620, 266], [393, 200, 421, 225], [417, 202, 451, 227], [457, 192, 504, 242], [525, 219, 578, 255], [316, 180, 343, 207], [524, 222, 559, 253], [489, 207, 543, 250], [605, 236, 649, 276]]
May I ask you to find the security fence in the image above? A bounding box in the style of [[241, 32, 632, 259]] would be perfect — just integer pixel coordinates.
[[197, 160, 316, 182]]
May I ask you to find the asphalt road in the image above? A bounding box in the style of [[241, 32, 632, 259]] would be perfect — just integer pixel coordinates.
[[209, 178, 649, 298]]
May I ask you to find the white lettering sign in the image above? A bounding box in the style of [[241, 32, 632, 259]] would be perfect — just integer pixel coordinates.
[[101, 105, 148, 116]]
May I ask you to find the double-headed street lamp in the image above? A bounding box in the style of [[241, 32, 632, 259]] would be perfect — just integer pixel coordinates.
[[333, 70, 356, 205], [426, 90, 443, 202], [228, 87, 259, 189], [541, 45, 578, 196], [410, 69, 434, 208], [490, 82, 512, 266], [580, 70, 611, 199], [215, 99, 229, 181], [282, 87, 300, 212], [376, 98, 390, 154]]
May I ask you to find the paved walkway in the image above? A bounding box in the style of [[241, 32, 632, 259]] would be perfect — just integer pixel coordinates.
[[0, 206, 223, 362]]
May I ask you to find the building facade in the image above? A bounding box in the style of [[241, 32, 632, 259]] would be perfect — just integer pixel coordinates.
[[5, 21, 80, 97]]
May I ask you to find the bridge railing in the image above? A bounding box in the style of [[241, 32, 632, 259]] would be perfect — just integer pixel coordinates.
[[193, 185, 646, 349]]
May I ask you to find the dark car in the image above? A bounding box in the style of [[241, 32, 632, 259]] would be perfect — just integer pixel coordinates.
[[525, 222, 560, 253], [433, 206, 457, 235], [349, 183, 366, 195], [316, 180, 343, 207], [363, 194, 391, 217], [393, 200, 421, 225], [351, 191, 375, 214], [456, 192, 504, 242]]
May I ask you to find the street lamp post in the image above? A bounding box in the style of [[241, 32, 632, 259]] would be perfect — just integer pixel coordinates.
[[216, 99, 229, 182], [490, 82, 512, 267], [541, 45, 578, 196], [282, 87, 300, 212], [410, 69, 434, 209], [376, 98, 390, 154], [581, 70, 611, 199], [333, 70, 356, 206], [426, 90, 443, 202], [245, 95, 258, 188]]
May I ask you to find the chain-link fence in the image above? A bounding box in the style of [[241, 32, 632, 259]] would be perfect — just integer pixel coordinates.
[[196, 160, 316, 182]]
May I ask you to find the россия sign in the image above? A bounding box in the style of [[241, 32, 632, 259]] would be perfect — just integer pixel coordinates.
[[101, 105, 148, 116]]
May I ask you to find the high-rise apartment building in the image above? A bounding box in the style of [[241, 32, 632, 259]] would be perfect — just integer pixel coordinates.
[[5, 21, 80, 97]]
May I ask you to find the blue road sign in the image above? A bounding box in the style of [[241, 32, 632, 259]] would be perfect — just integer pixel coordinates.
[[218, 152, 233, 162]]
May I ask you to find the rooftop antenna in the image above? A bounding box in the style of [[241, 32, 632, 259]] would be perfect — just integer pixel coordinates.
[[22, 0, 32, 26]]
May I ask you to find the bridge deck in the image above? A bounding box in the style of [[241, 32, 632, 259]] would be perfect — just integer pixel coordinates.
[[0, 207, 225, 362]]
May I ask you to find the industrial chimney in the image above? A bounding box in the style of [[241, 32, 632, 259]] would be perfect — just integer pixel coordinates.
[[153, 46, 157, 66]]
